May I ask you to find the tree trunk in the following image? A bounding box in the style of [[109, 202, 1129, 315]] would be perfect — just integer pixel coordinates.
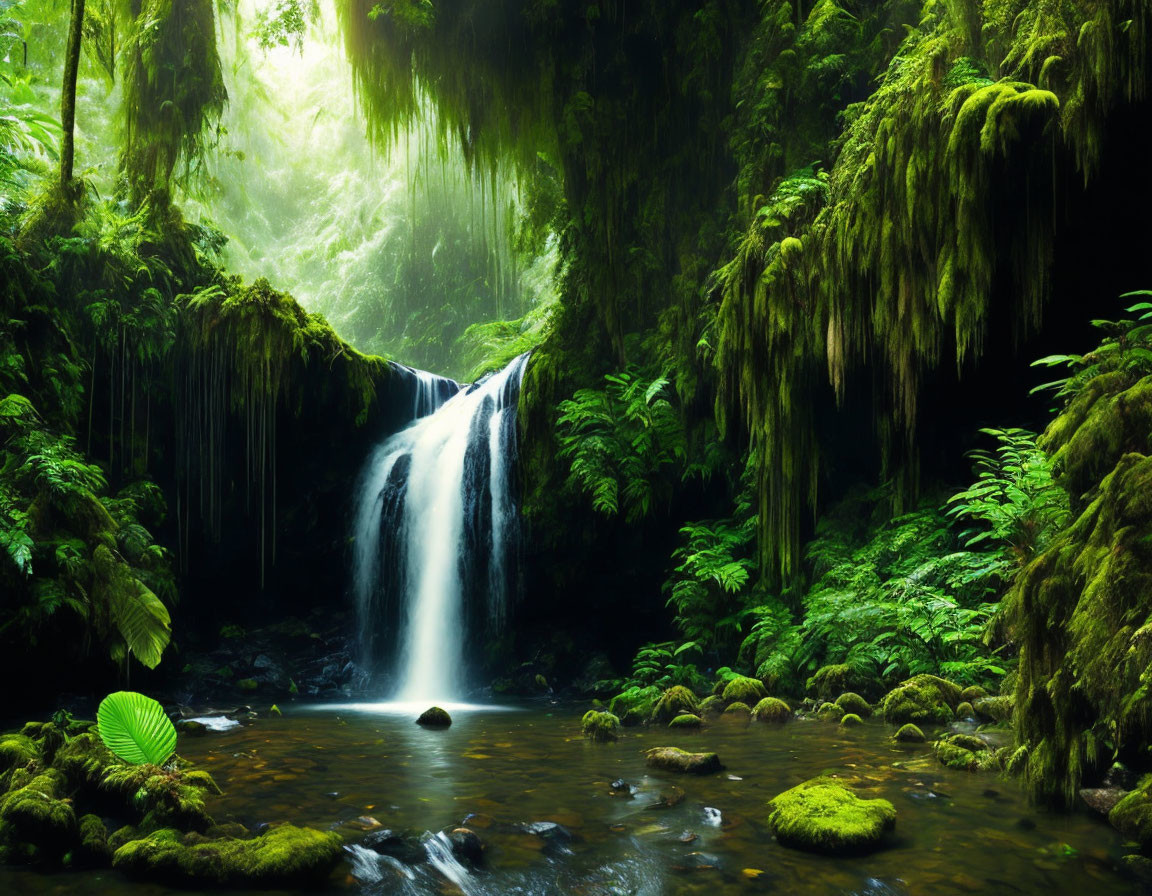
[[60, 0, 86, 187]]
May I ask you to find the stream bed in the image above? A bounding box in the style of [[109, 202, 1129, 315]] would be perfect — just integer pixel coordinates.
[[0, 701, 1135, 895]]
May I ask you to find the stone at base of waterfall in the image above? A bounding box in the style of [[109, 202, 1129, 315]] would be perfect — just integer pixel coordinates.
[[644, 747, 723, 775], [448, 827, 484, 867], [767, 777, 896, 855], [416, 707, 452, 728]]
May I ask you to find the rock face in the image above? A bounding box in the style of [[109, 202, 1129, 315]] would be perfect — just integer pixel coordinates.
[[581, 710, 621, 742], [416, 707, 452, 728], [751, 697, 792, 723], [767, 777, 896, 854], [644, 747, 723, 775], [882, 675, 962, 725]]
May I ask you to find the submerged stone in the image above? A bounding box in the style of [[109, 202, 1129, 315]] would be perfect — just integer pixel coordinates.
[[766, 777, 896, 854], [416, 707, 452, 728], [751, 697, 791, 723], [645, 747, 723, 775], [112, 824, 342, 886]]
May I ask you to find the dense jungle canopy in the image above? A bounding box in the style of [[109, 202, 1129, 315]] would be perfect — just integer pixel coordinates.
[[2, 2, 1152, 887]]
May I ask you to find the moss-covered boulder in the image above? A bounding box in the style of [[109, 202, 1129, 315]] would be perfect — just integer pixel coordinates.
[[651, 686, 699, 723], [668, 714, 703, 729], [609, 687, 660, 726], [840, 713, 864, 727], [766, 777, 896, 854], [835, 692, 871, 717], [721, 675, 767, 705], [112, 824, 342, 886], [723, 701, 752, 718], [934, 733, 990, 771], [973, 695, 1013, 723], [0, 769, 77, 855], [697, 695, 724, 716], [416, 707, 452, 728], [882, 675, 962, 725], [806, 664, 882, 701], [816, 702, 845, 722], [0, 734, 39, 773], [581, 710, 621, 742], [644, 747, 723, 775], [75, 814, 111, 866], [751, 697, 792, 723], [960, 686, 988, 704], [1109, 775, 1152, 850], [893, 723, 926, 743], [955, 701, 974, 719], [101, 764, 216, 832]]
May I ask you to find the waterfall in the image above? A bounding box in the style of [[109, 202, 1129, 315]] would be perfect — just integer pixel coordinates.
[[352, 354, 529, 701]]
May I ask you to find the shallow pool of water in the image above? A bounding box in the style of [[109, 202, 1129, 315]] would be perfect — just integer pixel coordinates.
[[0, 702, 1134, 895]]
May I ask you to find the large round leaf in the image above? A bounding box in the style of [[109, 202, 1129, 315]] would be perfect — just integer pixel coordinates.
[[96, 691, 177, 766]]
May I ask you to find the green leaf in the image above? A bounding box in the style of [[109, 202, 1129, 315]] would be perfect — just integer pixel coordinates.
[[96, 691, 178, 766]]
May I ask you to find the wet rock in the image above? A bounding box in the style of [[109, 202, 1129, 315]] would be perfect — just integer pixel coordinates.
[[652, 686, 700, 723], [955, 701, 975, 720], [1109, 775, 1152, 850], [766, 777, 896, 855], [721, 676, 767, 705], [840, 713, 864, 727], [722, 701, 752, 719], [415, 707, 452, 728], [972, 695, 1013, 723], [672, 851, 722, 872], [668, 713, 703, 729], [1080, 787, 1126, 816], [933, 733, 990, 771], [816, 702, 845, 722], [176, 720, 208, 736], [645, 747, 724, 775], [448, 827, 484, 867], [609, 778, 631, 796], [647, 786, 686, 810], [697, 695, 724, 716], [361, 829, 426, 865], [1122, 854, 1152, 888]]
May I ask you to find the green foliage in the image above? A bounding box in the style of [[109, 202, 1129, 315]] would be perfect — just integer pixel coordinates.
[[601, 640, 709, 697], [556, 369, 687, 522], [96, 691, 177, 767]]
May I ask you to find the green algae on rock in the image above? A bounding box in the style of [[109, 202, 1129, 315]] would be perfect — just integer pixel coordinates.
[[835, 692, 871, 718], [934, 733, 990, 771], [816, 702, 845, 722], [644, 747, 723, 775], [651, 685, 700, 723], [111, 824, 342, 886], [581, 710, 621, 742], [893, 724, 926, 743], [668, 714, 703, 729], [766, 777, 896, 854], [721, 675, 767, 705], [840, 713, 864, 727]]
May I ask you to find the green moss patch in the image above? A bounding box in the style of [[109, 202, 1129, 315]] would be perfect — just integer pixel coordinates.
[[767, 777, 896, 854]]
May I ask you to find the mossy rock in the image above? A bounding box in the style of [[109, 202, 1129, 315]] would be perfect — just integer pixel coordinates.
[[101, 765, 216, 832], [75, 814, 111, 866], [644, 747, 723, 775], [840, 713, 864, 727], [608, 687, 660, 726], [973, 695, 1013, 723], [723, 701, 752, 717], [112, 824, 342, 886], [651, 686, 699, 724], [882, 675, 962, 725], [955, 701, 975, 719], [581, 710, 620, 742], [53, 732, 115, 790], [959, 686, 988, 704], [893, 724, 926, 743], [1109, 775, 1152, 850], [934, 733, 990, 771], [721, 676, 767, 705], [0, 769, 77, 855], [176, 720, 208, 737], [816, 702, 845, 722], [697, 695, 724, 716], [668, 714, 703, 730], [0, 734, 39, 772], [766, 777, 896, 854], [416, 707, 452, 728], [835, 692, 871, 717], [751, 697, 792, 723]]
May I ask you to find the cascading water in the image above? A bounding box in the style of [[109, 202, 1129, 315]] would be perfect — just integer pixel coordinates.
[[352, 354, 529, 702]]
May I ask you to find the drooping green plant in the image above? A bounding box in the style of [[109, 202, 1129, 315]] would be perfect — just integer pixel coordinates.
[[96, 690, 178, 766]]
